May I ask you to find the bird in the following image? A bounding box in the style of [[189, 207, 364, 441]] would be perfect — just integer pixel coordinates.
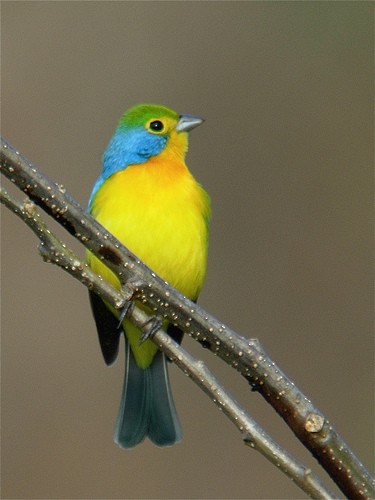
[[87, 104, 211, 448]]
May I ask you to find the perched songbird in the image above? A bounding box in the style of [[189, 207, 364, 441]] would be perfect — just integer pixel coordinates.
[[87, 104, 210, 448]]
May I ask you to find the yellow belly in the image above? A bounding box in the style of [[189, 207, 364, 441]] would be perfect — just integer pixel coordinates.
[[87, 159, 210, 367]]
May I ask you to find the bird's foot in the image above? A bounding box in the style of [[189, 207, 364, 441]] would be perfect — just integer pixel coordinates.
[[117, 278, 144, 329], [139, 316, 163, 344], [117, 300, 134, 328]]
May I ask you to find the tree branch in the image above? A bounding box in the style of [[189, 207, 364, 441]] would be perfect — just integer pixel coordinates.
[[1, 137, 374, 499], [0, 186, 336, 499]]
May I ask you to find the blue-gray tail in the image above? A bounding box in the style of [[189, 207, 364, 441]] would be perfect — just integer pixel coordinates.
[[114, 340, 182, 448]]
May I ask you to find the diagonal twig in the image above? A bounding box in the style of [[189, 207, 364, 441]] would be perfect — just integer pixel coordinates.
[[1, 137, 374, 499], [0, 186, 337, 499]]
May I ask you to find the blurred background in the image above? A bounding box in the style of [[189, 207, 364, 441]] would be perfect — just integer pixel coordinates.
[[1, 2, 373, 499]]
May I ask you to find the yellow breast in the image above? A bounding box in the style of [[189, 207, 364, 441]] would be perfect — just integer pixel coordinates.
[[88, 157, 210, 300]]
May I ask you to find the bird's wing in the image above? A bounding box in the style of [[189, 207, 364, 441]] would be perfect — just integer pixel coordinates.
[[88, 290, 121, 365]]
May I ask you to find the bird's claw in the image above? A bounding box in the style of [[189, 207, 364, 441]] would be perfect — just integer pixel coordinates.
[[117, 278, 144, 329], [139, 316, 163, 344], [117, 300, 134, 329]]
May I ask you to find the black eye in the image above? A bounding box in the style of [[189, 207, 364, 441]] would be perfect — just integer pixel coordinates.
[[149, 120, 164, 132]]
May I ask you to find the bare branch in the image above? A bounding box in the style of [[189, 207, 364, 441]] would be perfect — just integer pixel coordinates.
[[0, 186, 336, 499], [1, 137, 374, 499]]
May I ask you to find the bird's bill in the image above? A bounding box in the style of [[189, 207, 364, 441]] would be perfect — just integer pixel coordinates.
[[175, 114, 204, 132]]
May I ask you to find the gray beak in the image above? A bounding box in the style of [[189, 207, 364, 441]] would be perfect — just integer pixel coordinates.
[[175, 114, 204, 132]]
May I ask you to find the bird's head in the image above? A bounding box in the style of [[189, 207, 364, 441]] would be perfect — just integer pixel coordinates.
[[102, 104, 204, 179]]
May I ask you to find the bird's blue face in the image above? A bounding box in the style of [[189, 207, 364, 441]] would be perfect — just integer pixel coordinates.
[[102, 126, 168, 180], [89, 121, 172, 208]]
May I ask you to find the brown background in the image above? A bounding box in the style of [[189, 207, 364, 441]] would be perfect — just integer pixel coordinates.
[[2, 2, 373, 499]]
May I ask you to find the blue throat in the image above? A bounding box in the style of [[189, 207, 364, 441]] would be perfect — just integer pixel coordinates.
[[88, 127, 167, 208]]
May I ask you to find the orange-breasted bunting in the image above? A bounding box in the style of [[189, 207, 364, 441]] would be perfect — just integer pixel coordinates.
[[87, 104, 211, 448]]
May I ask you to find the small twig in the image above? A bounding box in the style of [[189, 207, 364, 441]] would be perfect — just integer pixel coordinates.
[[0, 187, 337, 499], [1, 137, 374, 499]]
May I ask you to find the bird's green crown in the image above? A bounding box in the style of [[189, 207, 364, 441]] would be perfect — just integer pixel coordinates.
[[118, 104, 179, 130]]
